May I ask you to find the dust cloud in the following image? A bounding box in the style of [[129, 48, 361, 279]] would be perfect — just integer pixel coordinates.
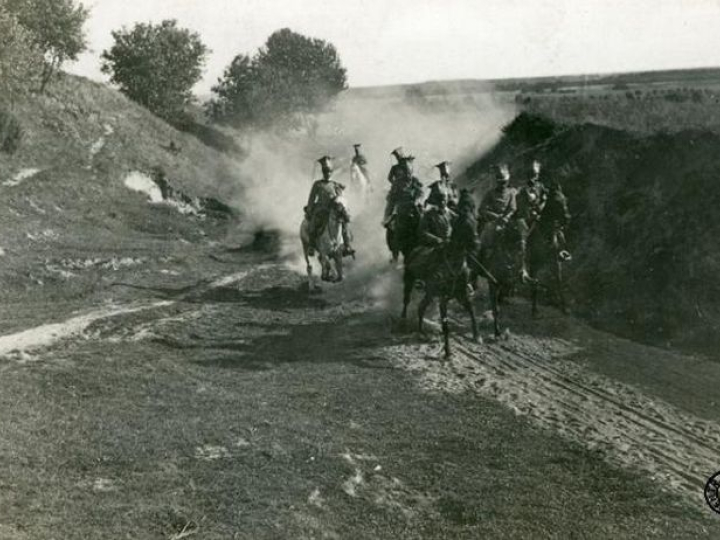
[[227, 86, 514, 280]]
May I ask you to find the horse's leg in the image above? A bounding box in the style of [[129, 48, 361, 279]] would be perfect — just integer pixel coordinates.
[[386, 227, 398, 263], [336, 252, 344, 282], [402, 270, 414, 319], [440, 295, 451, 359], [320, 253, 330, 282], [529, 258, 539, 317], [304, 248, 314, 291], [458, 291, 479, 342], [490, 281, 501, 337], [417, 291, 432, 335], [556, 259, 567, 314]]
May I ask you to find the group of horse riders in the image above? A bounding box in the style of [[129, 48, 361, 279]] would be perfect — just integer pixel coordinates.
[[303, 143, 572, 278]]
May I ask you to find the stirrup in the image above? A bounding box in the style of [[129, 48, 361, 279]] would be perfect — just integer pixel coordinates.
[[558, 250, 572, 262]]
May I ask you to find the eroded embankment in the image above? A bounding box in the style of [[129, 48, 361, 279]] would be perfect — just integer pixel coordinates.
[[462, 113, 720, 354]]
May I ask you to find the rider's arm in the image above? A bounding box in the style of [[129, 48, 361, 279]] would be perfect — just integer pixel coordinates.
[[418, 218, 443, 245], [479, 195, 499, 222], [501, 190, 518, 222]]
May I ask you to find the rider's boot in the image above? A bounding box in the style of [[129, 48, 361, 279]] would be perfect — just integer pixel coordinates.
[[307, 235, 316, 256]]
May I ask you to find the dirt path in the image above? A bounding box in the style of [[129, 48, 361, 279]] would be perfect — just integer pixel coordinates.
[[0, 266, 270, 358], [386, 325, 720, 506]]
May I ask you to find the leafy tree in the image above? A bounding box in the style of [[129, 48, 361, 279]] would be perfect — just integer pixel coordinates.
[[5, 0, 88, 91], [207, 28, 347, 129], [101, 19, 208, 121], [0, 1, 43, 100], [205, 54, 257, 126]]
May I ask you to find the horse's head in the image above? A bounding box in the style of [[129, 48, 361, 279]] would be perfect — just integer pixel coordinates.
[[451, 213, 479, 254], [450, 190, 479, 251], [457, 189, 476, 216], [330, 194, 350, 222]]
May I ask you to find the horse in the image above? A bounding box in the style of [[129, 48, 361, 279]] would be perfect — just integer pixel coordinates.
[[467, 215, 570, 336], [467, 220, 523, 338], [349, 163, 372, 204], [527, 220, 570, 316], [300, 197, 348, 290], [386, 200, 422, 264], [402, 194, 480, 359]]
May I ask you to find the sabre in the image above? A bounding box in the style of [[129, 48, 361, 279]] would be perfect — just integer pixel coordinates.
[[466, 251, 499, 286]]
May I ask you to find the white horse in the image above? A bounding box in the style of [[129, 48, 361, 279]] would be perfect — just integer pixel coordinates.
[[349, 163, 372, 204], [300, 197, 348, 290]]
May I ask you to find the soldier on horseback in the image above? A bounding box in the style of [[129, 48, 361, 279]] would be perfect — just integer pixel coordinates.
[[383, 151, 424, 227], [406, 190, 456, 276], [515, 159, 548, 280], [539, 175, 572, 262], [418, 191, 455, 247], [305, 156, 355, 258], [351, 143, 370, 179], [478, 164, 517, 261], [425, 161, 459, 210]]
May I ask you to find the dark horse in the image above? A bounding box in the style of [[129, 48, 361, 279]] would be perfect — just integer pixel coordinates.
[[386, 200, 422, 264], [467, 221, 522, 338], [527, 218, 570, 316], [468, 209, 570, 337], [402, 193, 479, 358]]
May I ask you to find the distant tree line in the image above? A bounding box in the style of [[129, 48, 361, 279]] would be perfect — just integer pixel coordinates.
[[99, 22, 347, 129], [0, 0, 348, 133]]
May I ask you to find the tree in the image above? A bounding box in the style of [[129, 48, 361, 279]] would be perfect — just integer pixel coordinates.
[[101, 20, 208, 121], [5, 0, 88, 91], [0, 1, 43, 100], [205, 54, 258, 126], [207, 28, 347, 129]]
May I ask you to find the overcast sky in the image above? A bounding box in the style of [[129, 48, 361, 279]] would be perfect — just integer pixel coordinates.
[[69, 0, 720, 94]]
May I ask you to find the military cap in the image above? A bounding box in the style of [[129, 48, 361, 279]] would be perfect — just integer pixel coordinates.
[[435, 161, 452, 177], [493, 163, 510, 181], [391, 147, 405, 160], [317, 155, 334, 171]]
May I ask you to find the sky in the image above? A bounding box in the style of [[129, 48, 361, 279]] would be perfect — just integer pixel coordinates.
[[69, 0, 720, 95]]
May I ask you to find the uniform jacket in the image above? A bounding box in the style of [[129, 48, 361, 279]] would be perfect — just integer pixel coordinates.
[[307, 179, 343, 214], [418, 206, 455, 245], [516, 179, 546, 222], [479, 185, 517, 223]]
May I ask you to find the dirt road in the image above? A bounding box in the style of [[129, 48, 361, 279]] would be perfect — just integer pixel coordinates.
[[0, 253, 718, 539]]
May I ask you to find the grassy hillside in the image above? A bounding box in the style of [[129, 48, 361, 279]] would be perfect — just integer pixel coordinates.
[[461, 113, 720, 355], [0, 74, 243, 314]]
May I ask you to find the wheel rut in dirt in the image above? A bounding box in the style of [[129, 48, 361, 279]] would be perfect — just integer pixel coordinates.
[[385, 319, 720, 508]]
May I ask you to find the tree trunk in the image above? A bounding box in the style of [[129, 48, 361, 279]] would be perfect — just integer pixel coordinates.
[[38, 57, 59, 93]]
